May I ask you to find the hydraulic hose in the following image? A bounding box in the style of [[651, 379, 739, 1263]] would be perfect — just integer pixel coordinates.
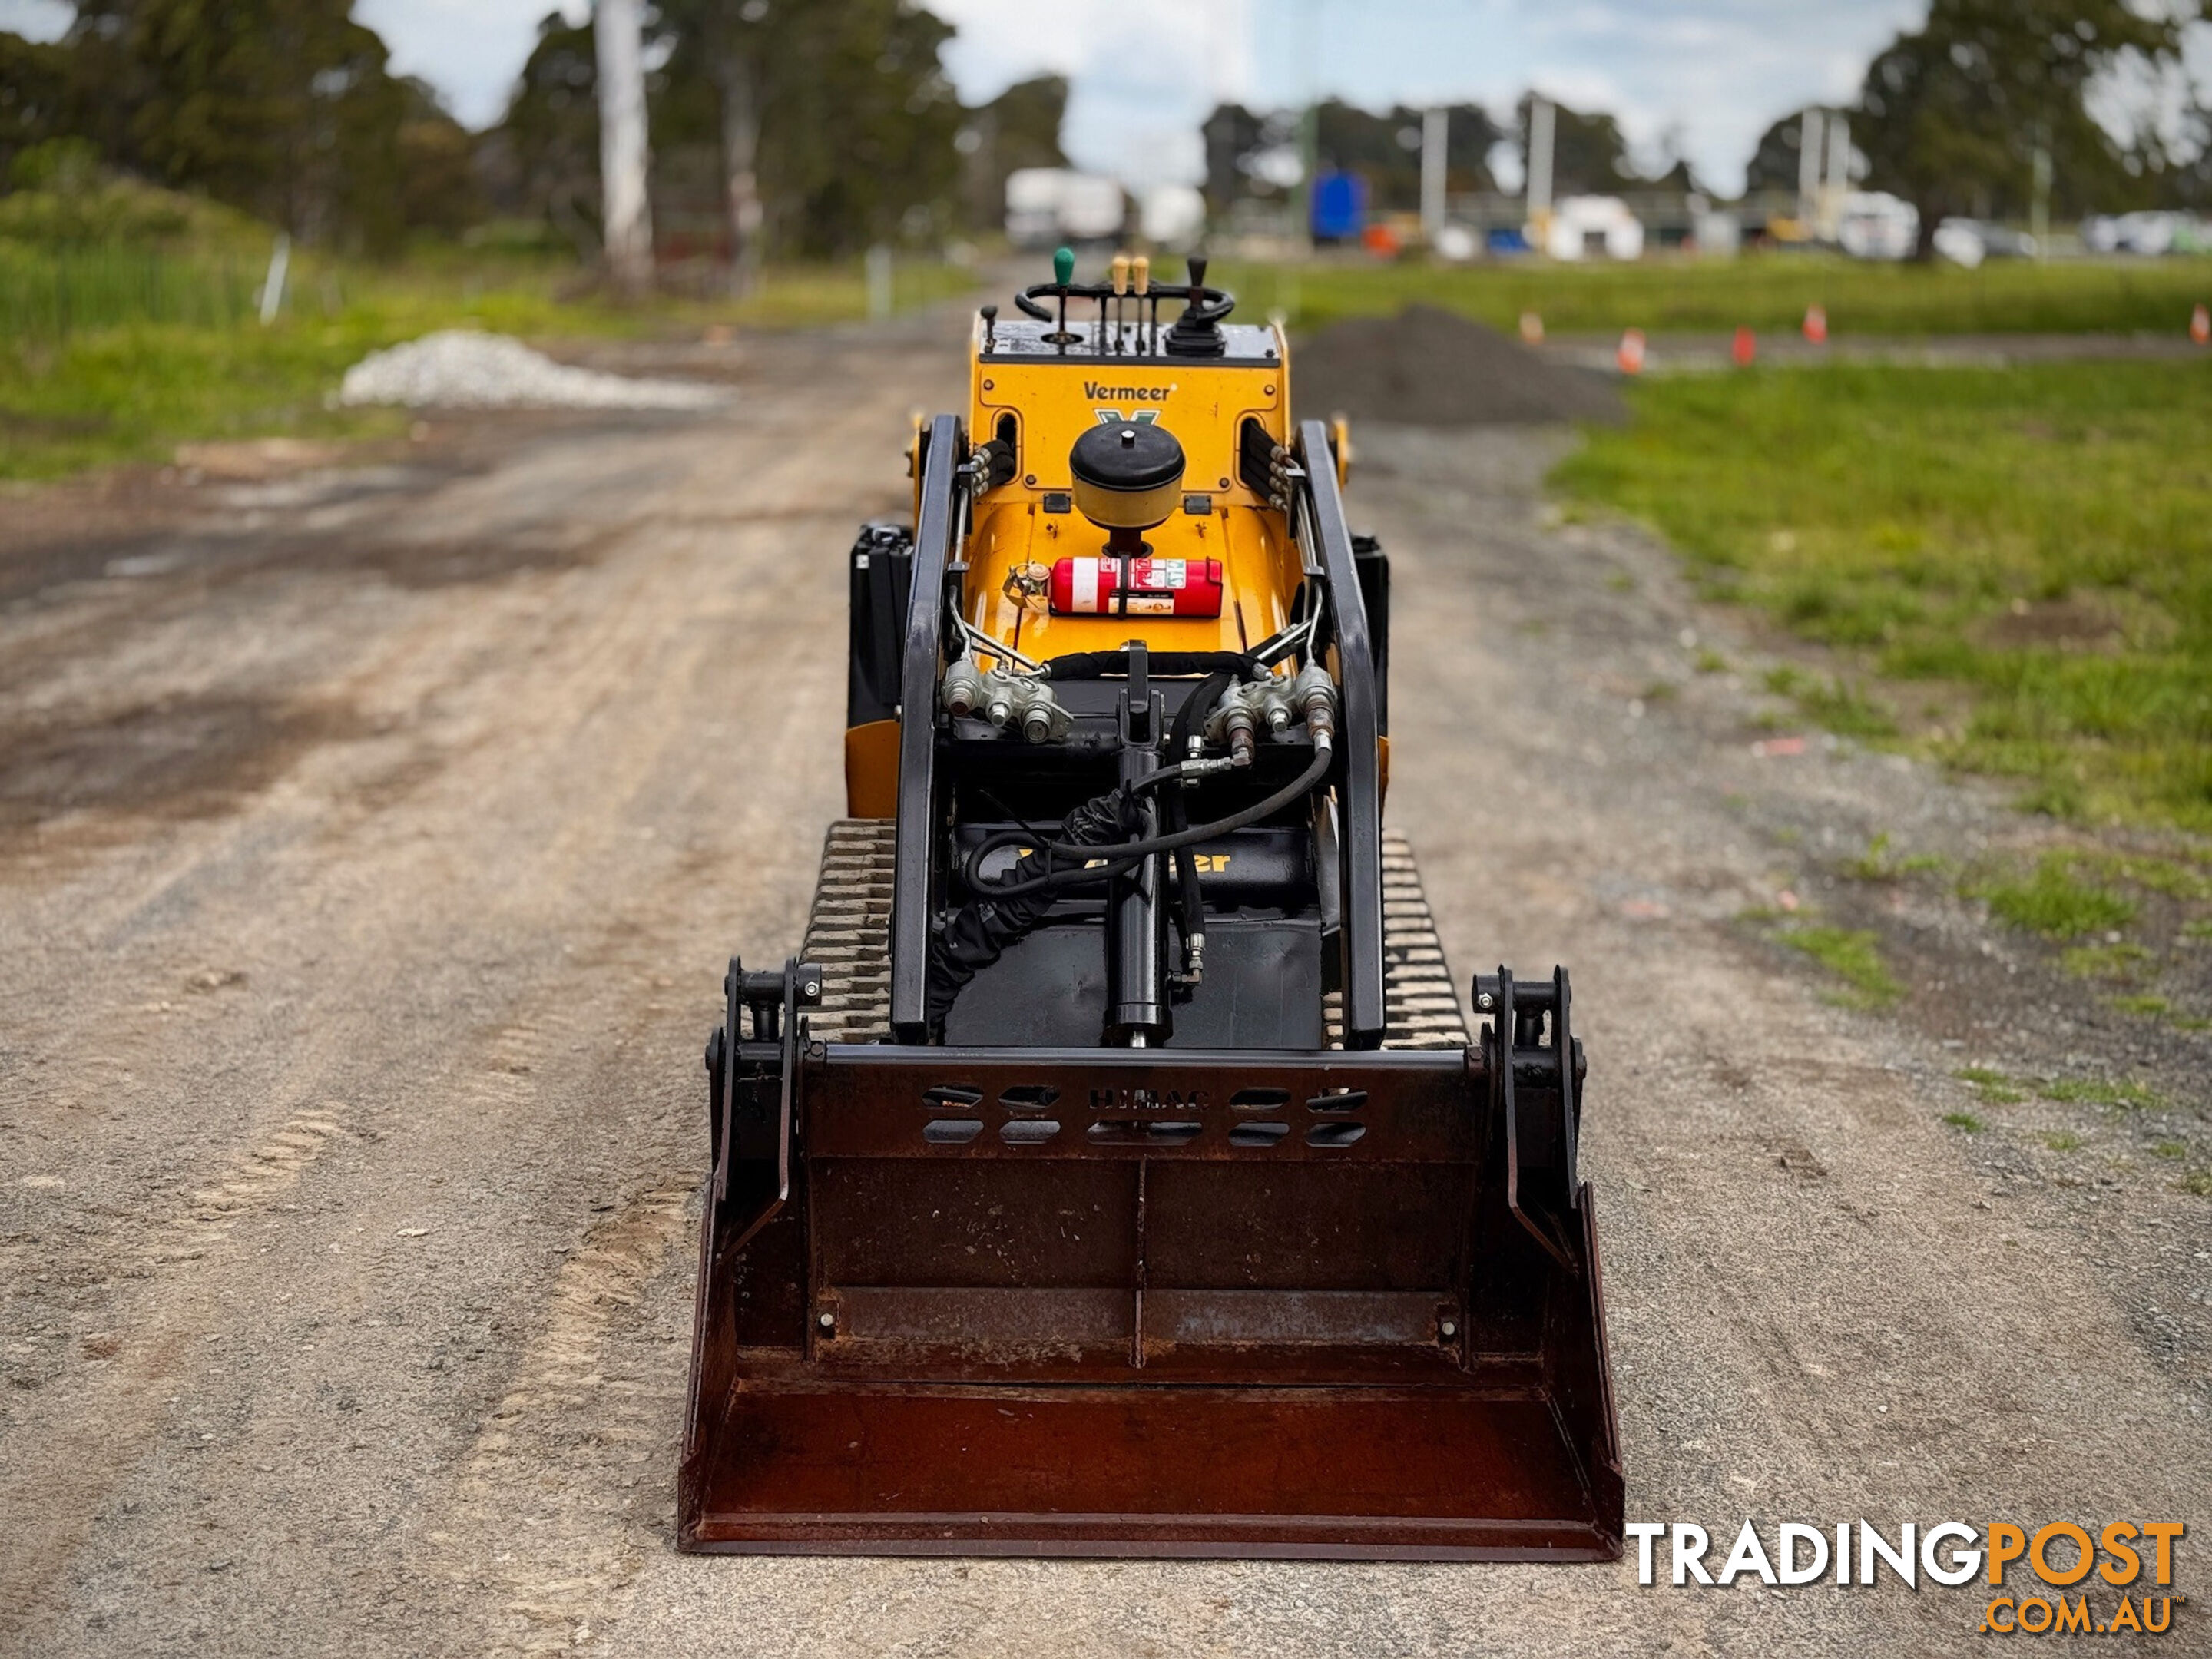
[[963, 734, 1333, 902], [1163, 669, 1237, 958]]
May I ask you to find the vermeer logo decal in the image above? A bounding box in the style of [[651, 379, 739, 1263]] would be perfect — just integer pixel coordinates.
[[1087, 380, 1175, 426]]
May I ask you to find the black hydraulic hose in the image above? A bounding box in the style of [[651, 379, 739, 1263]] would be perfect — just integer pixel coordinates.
[[1041, 648, 1258, 683], [965, 737, 1333, 902], [1164, 669, 1237, 953], [926, 791, 1130, 1034]]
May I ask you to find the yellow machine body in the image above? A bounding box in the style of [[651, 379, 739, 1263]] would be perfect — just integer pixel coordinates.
[[849, 316, 1333, 815]]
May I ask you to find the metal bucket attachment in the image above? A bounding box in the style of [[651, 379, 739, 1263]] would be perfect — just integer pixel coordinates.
[[680, 962, 1621, 1559]]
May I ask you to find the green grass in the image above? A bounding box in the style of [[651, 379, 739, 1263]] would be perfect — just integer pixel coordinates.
[[2108, 993, 2174, 1017], [2177, 1169, 2212, 1196], [1555, 359, 2212, 830], [1234, 252, 2212, 336], [1762, 664, 1899, 738], [1846, 833, 1953, 881], [1942, 1111, 1985, 1131], [0, 256, 975, 479], [1956, 1065, 2028, 1104], [1, 177, 979, 479], [1772, 922, 1903, 1008], [2040, 1077, 2163, 1111], [2043, 1131, 2085, 1151], [2152, 1140, 2188, 1159], [2061, 941, 2154, 978], [1969, 854, 2141, 939]]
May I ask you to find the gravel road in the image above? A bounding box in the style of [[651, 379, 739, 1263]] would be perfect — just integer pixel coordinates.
[[3, 319, 2204, 1657]]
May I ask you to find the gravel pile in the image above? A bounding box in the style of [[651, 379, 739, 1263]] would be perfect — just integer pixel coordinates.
[[337, 329, 727, 412], [1295, 303, 1624, 426]]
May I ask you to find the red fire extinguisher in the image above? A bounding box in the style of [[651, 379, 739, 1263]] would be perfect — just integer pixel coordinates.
[[1049, 555, 1224, 618]]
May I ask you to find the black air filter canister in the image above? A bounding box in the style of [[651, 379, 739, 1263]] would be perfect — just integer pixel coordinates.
[[1069, 422, 1186, 533]]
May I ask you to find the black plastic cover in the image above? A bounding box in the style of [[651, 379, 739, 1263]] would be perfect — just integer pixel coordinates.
[[1071, 421, 1185, 493]]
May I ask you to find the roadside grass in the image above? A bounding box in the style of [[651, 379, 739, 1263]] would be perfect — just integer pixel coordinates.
[[1844, 833, 1951, 881], [1, 177, 976, 479], [1942, 1111, 1985, 1132], [1956, 1065, 2028, 1104], [0, 260, 972, 480], [1761, 664, 1897, 738], [1554, 359, 2212, 833], [1231, 252, 2212, 336], [2041, 1077, 2162, 1111], [1763, 919, 1903, 1008], [1967, 853, 2141, 938]]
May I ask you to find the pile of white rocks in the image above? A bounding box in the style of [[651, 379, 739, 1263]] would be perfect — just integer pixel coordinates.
[[337, 329, 727, 411]]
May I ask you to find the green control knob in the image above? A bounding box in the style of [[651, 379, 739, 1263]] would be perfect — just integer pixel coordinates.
[[1053, 245, 1075, 286]]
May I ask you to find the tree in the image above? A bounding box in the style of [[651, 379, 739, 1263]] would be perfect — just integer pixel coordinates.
[[1857, 0, 2205, 257], [959, 75, 1067, 233], [0, 31, 71, 184], [491, 14, 603, 254], [594, 0, 654, 292], [1201, 99, 1501, 215], [395, 78, 482, 237], [1315, 100, 1502, 207], [61, 0, 415, 250], [1201, 103, 1283, 212], [36, 0, 488, 250], [570, 0, 965, 273]]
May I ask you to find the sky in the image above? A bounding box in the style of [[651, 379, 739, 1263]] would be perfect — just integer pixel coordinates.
[[2, 1, 2202, 196]]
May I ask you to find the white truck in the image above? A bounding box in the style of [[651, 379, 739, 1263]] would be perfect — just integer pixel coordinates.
[[1005, 168, 1127, 247]]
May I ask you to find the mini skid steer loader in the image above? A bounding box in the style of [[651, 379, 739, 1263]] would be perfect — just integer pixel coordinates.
[[681, 251, 1622, 1558]]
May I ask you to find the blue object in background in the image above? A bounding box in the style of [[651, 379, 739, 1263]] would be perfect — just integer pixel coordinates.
[[1310, 171, 1367, 241], [1486, 227, 1530, 255]]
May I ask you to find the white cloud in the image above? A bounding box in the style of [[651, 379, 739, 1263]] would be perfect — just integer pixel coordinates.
[[932, 0, 1253, 189], [0, 0, 71, 42], [353, 0, 574, 127]]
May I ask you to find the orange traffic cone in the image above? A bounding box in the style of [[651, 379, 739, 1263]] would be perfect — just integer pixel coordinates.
[[1803, 304, 1829, 345], [1519, 311, 1545, 345], [1732, 326, 1757, 367], [2193, 303, 2210, 346], [1618, 328, 1647, 375]]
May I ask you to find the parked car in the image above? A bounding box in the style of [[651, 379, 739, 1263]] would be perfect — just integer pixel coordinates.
[[1536, 196, 1644, 261], [1837, 191, 1918, 260], [1932, 218, 2038, 268]]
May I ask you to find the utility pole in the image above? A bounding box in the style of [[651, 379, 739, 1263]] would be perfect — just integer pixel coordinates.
[[1420, 106, 1449, 246], [595, 0, 654, 296], [1822, 111, 1850, 241], [719, 45, 763, 296], [1796, 107, 1823, 237], [2030, 139, 2052, 260], [1525, 96, 1555, 255]]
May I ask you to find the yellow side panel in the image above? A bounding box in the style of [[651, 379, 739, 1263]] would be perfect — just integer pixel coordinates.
[[955, 320, 1306, 667], [844, 720, 901, 819]]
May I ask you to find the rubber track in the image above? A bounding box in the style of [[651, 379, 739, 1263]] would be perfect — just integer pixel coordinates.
[[796, 819, 1471, 1050]]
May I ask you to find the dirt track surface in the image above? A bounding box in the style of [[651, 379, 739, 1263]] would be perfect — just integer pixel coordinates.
[[3, 320, 2205, 1657]]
